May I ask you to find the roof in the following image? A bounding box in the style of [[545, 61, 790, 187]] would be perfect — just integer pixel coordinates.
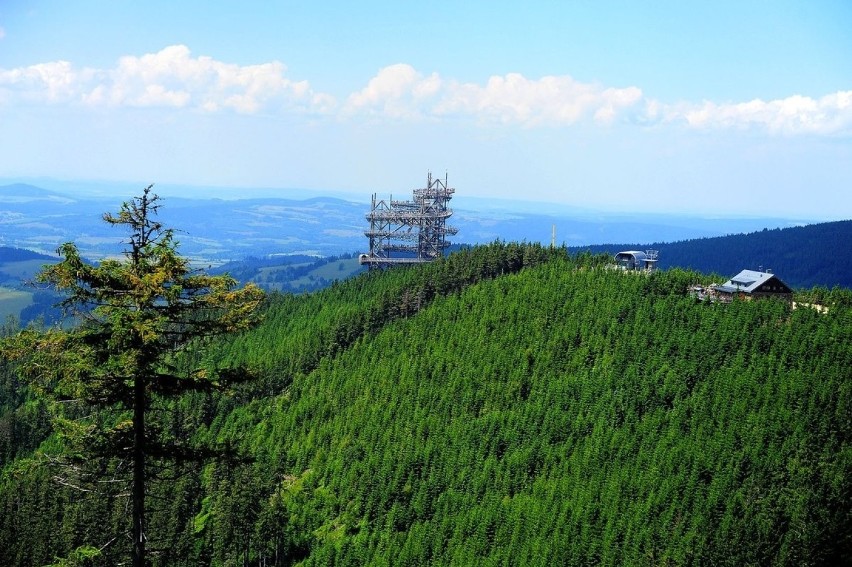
[[615, 250, 647, 261], [713, 269, 792, 295]]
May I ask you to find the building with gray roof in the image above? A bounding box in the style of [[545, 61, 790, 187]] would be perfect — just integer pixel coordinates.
[[614, 250, 659, 272], [711, 269, 793, 302]]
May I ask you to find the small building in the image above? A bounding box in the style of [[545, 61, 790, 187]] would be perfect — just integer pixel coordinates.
[[614, 250, 658, 272], [711, 269, 793, 302]]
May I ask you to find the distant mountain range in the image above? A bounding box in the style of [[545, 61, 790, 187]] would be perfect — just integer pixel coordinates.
[[0, 182, 826, 264], [1, 192, 850, 325]]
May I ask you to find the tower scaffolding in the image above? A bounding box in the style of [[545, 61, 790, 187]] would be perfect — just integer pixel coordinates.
[[359, 172, 458, 269]]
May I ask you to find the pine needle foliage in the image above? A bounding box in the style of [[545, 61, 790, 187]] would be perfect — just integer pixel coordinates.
[[1, 241, 850, 566], [1, 186, 264, 567]]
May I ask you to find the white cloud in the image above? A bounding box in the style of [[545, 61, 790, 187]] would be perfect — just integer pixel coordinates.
[[346, 64, 850, 135], [439, 74, 642, 126], [1, 46, 849, 136], [0, 60, 94, 104], [347, 65, 643, 126], [0, 27, 6, 40], [97, 44, 334, 113], [0, 44, 335, 114], [345, 63, 443, 119], [661, 91, 852, 135]]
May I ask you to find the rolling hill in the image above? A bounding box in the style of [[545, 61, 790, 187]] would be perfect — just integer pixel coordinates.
[[1, 214, 849, 328], [0, 182, 823, 265], [1, 243, 849, 565]]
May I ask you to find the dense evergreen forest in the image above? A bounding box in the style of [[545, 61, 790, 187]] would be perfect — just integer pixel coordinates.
[[570, 219, 852, 288], [1, 242, 850, 565]]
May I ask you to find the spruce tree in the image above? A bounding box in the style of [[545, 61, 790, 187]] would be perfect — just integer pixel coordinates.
[[2, 186, 265, 566]]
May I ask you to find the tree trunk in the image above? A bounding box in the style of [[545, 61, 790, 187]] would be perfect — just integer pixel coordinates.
[[132, 373, 146, 567]]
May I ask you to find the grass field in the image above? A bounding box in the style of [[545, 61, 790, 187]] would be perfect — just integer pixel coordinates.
[[286, 258, 363, 289], [0, 287, 32, 321], [309, 258, 363, 279], [250, 258, 364, 291], [0, 259, 54, 282]]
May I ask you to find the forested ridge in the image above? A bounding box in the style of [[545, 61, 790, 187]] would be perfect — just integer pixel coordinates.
[[570, 219, 852, 289], [1, 242, 850, 565]]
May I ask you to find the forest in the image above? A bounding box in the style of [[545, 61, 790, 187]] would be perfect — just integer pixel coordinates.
[[571, 219, 852, 289], [1, 241, 850, 565]]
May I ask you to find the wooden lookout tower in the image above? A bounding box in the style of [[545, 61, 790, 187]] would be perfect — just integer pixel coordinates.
[[359, 172, 458, 269]]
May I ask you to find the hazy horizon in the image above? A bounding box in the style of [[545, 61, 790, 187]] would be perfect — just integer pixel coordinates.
[[0, 175, 842, 226], [1, 2, 850, 220]]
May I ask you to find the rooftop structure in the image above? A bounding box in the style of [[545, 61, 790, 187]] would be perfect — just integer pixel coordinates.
[[615, 250, 659, 272], [359, 173, 458, 269], [711, 269, 793, 301]]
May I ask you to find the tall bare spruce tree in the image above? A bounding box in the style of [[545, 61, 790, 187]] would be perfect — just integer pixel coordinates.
[[2, 187, 265, 566]]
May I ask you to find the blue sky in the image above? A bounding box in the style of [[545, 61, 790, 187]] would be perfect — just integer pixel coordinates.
[[1, 1, 850, 218]]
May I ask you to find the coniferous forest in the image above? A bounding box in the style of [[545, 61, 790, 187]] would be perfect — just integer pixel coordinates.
[[1, 240, 851, 565], [570, 219, 852, 289]]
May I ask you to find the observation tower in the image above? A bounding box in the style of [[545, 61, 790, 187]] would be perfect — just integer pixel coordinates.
[[359, 172, 458, 269]]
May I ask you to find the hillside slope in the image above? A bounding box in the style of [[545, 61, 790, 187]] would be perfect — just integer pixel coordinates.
[[1, 244, 850, 566]]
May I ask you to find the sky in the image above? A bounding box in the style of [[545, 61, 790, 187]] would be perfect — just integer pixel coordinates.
[[0, 0, 850, 219]]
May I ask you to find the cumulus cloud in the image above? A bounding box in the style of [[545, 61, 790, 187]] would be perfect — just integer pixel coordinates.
[[0, 44, 334, 114], [346, 64, 643, 126], [665, 92, 852, 135], [345, 63, 443, 119], [0, 60, 96, 104], [1, 47, 849, 136], [346, 64, 851, 135], [441, 74, 642, 126]]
